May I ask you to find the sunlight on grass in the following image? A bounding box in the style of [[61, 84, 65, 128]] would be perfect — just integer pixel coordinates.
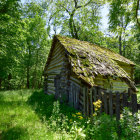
[[0, 90, 62, 140]]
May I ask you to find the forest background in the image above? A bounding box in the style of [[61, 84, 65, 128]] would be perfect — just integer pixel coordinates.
[[0, 0, 140, 90]]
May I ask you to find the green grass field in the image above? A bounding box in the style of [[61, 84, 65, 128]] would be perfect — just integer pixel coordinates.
[[0, 89, 140, 140], [0, 90, 76, 140]]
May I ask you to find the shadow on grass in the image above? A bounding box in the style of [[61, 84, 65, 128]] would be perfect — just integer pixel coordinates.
[[27, 90, 55, 120], [27, 90, 77, 120], [1, 126, 29, 140], [0, 93, 4, 101]]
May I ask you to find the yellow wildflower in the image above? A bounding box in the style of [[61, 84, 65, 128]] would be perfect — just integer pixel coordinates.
[[76, 112, 81, 115], [78, 116, 83, 120], [95, 108, 98, 111], [93, 113, 96, 117]]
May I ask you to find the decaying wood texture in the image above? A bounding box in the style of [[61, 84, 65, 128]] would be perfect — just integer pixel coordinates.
[[131, 93, 138, 114], [103, 91, 108, 114], [43, 35, 138, 120], [109, 91, 113, 117], [90, 88, 93, 116], [116, 92, 120, 121]]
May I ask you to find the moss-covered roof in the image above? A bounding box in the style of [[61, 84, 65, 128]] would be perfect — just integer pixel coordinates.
[[46, 35, 137, 92]]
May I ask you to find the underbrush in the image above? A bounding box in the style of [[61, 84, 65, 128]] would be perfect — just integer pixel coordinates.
[[0, 90, 139, 140]]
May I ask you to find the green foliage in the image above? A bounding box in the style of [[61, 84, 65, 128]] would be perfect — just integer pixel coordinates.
[[0, 90, 140, 140], [120, 108, 140, 140], [1, 0, 139, 89], [0, 1, 51, 90]]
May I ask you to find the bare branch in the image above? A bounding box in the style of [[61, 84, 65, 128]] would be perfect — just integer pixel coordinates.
[[77, 0, 93, 9], [74, 0, 78, 8]]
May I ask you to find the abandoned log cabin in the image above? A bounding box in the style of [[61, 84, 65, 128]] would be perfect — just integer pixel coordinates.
[[44, 35, 138, 115]]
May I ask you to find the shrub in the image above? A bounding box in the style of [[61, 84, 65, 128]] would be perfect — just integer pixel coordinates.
[[120, 108, 140, 140]]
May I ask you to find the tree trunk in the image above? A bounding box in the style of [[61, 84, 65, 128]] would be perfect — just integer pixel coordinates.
[[32, 50, 39, 88], [27, 66, 30, 89], [27, 44, 31, 89], [69, 12, 78, 39], [7, 73, 12, 90], [119, 35, 122, 55]]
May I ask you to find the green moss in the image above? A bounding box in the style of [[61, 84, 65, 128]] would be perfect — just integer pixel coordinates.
[[55, 35, 136, 90]]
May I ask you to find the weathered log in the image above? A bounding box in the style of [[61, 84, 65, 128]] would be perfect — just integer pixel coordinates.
[[83, 86, 86, 116], [116, 92, 120, 120], [131, 93, 138, 114], [109, 91, 113, 117], [90, 88, 93, 116], [122, 93, 128, 107], [103, 91, 108, 114]]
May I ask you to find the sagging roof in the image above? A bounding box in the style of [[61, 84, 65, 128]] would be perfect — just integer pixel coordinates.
[[45, 35, 137, 92]]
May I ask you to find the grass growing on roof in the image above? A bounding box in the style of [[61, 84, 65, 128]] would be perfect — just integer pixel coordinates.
[[55, 35, 136, 91]]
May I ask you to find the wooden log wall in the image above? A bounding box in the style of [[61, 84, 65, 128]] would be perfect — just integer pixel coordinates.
[[68, 76, 82, 109], [45, 42, 66, 95], [79, 86, 139, 120], [94, 75, 129, 93], [117, 62, 134, 80]]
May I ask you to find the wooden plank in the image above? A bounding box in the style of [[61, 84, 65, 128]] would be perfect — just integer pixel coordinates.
[[47, 82, 54, 87], [77, 87, 80, 110], [83, 86, 86, 116], [98, 88, 103, 114], [70, 76, 81, 85], [50, 53, 64, 65], [93, 87, 97, 102], [52, 44, 64, 55], [79, 99, 83, 105], [47, 89, 55, 94], [47, 75, 56, 78], [92, 87, 97, 112], [103, 91, 108, 114], [47, 77, 54, 81], [109, 91, 113, 117], [122, 93, 128, 107], [47, 62, 64, 70], [69, 82, 73, 107], [47, 66, 62, 72], [48, 85, 55, 89], [51, 48, 65, 61], [73, 84, 76, 108], [79, 106, 83, 111], [47, 66, 62, 73], [90, 88, 93, 116], [50, 54, 65, 63], [48, 58, 64, 68], [53, 43, 63, 54], [86, 88, 89, 116], [50, 55, 64, 64], [46, 80, 54, 84], [70, 80, 81, 88], [131, 94, 138, 114], [116, 92, 120, 120]]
